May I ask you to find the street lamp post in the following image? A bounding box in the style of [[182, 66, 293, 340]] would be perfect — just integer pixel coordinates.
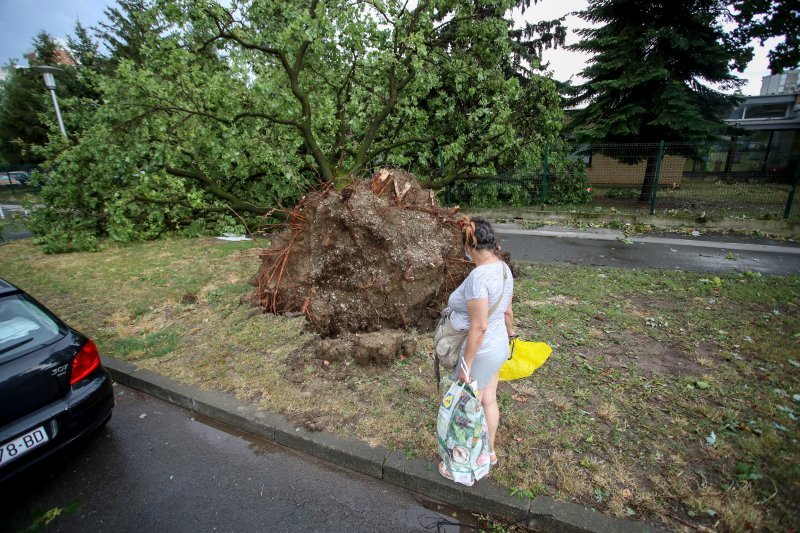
[[31, 65, 67, 139]]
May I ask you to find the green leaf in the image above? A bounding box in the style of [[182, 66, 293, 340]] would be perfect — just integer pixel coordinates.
[[734, 462, 764, 481]]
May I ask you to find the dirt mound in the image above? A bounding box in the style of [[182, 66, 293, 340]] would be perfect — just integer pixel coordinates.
[[247, 169, 472, 338], [315, 332, 418, 366]]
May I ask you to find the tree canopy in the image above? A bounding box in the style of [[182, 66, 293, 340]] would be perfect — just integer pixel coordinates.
[[28, 0, 570, 251]]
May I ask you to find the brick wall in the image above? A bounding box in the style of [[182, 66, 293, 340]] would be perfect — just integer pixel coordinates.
[[586, 155, 685, 186]]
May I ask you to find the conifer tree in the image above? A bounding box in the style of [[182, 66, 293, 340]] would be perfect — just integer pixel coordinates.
[[95, 0, 164, 66], [0, 33, 74, 164], [567, 0, 749, 200], [731, 0, 799, 74]]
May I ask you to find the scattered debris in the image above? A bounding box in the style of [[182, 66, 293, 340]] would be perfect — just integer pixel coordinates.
[[645, 316, 668, 328], [217, 233, 251, 241], [776, 405, 798, 420]]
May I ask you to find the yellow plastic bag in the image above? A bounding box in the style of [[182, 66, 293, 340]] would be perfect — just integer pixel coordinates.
[[498, 338, 552, 381]]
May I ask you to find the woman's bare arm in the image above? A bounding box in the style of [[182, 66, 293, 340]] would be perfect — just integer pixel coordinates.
[[459, 297, 488, 381], [504, 297, 515, 338]]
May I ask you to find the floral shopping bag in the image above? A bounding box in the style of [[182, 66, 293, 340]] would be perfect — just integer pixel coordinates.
[[436, 362, 491, 486]]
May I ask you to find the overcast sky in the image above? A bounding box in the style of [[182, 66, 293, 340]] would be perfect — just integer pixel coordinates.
[[0, 0, 778, 95]]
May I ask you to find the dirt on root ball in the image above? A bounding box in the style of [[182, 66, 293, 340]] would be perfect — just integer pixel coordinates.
[[352, 330, 405, 366], [313, 331, 418, 366], [247, 169, 474, 344], [314, 337, 351, 363]]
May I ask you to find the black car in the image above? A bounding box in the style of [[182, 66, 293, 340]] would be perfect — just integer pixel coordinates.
[[0, 279, 114, 482], [7, 171, 31, 185]]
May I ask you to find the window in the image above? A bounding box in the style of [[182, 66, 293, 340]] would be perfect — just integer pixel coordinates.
[[0, 295, 62, 363], [742, 103, 789, 120]]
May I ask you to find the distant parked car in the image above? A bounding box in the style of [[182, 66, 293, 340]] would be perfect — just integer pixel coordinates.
[[7, 171, 31, 185], [0, 279, 114, 483]]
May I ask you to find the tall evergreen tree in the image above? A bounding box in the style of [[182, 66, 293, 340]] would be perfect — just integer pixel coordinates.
[[95, 0, 164, 66], [0, 33, 71, 164], [0, 63, 48, 165], [567, 0, 749, 199], [731, 0, 799, 74], [69, 21, 106, 73]]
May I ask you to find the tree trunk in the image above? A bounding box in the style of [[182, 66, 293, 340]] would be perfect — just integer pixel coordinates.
[[638, 148, 660, 202], [724, 135, 737, 175]]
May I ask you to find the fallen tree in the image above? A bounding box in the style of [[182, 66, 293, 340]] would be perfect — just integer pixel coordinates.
[[248, 169, 473, 340]]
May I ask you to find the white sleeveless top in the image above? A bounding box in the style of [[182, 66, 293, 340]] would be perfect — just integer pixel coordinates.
[[447, 261, 513, 358]]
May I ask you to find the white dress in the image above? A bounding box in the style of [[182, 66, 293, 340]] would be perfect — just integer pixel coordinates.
[[447, 261, 513, 389]]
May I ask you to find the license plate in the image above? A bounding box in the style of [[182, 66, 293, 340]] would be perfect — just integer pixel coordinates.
[[0, 426, 49, 467]]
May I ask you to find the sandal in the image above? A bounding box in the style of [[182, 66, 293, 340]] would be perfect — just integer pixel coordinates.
[[438, 461, 454, 480], [489, 450, 498, 466]]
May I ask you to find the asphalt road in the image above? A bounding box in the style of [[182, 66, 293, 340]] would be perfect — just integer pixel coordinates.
[[497, 229, 800, 276], [2, 384, 470, 533]]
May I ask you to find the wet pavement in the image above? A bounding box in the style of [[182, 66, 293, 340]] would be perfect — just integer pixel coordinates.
[[2, 383, 473, 532], [497, 229, 800, 276]]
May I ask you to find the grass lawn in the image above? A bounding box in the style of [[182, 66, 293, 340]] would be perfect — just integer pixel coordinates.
[[465, 179, 798, 223], [1, 237, 798, 530], [576, 180, 797, 222]]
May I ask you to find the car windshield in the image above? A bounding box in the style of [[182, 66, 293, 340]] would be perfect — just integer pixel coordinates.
[[0, 295, 62, 363]]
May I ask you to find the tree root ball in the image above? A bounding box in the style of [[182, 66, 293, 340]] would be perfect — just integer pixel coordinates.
[[247, 169, 472, 348]]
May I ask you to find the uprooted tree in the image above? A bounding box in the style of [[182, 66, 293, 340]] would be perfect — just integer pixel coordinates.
[[29, 0, 567, 252], [248, 168, 515, 366], [248, 169, 471, 336]]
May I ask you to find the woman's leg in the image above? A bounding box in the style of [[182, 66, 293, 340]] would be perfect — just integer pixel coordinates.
[[480, 372, 500, 453]]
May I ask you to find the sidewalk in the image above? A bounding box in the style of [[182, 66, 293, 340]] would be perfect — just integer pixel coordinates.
[[493, 223, 800, 254], [493, 223, 800, 276], [102, 356, 660, 532]]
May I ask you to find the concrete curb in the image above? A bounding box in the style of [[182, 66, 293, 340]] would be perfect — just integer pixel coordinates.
[[102, 355, 660, 532]]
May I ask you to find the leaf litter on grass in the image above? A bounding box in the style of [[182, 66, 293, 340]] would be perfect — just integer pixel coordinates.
[[1, 239, 798, 530]]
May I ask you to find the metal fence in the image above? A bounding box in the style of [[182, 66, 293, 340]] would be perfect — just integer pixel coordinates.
[[445, 141, 800, 220]]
